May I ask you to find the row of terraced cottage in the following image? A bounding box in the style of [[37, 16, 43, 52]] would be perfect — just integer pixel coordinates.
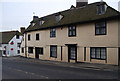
[[21, 0, 120, 65]]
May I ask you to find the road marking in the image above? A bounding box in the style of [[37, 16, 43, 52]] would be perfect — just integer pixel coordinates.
[[7, 67, 49, 79]]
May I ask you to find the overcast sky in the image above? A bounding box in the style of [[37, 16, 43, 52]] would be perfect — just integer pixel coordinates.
[[0, 0, 120, 32]]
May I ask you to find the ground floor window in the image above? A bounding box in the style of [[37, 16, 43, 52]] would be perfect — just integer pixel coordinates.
[[28, 47, 33, 53], [3, 50, 6, 54], [18, 50, 20, 54], [36, 47, 43, 55], [21, 47, 24, 53], [50, 45, 57, 58], [90, 47, 106, 60]]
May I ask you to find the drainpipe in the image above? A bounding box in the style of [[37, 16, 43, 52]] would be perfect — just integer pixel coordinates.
[[25, 33, 27, 57]]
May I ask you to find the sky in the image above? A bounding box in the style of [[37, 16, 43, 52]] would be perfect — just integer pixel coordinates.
[[0, 0, 120, 32]]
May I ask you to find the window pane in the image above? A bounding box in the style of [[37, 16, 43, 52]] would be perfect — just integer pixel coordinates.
[[96, 48, 101, 58], [96, 28, 100, 34], [69, 27, 72, 30], [91, 48, 95, 58], [69, 31, 72, 36], [73, 31, 76, 36], [101, 5, 105, 13], [50, 46, 57, 58], [70, 47, 76, 59], [97, 5, 105, 14], [50, 29, 56, 37], [101, 28, 106, 34], [73, 26, 76, 29], [101, 48, 106, 59]]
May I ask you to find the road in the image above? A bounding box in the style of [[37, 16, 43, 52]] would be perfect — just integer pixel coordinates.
[[2, 57, 119, 80]]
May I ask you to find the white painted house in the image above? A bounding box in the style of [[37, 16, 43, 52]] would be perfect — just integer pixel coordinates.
[[0, 31, 23, 56]]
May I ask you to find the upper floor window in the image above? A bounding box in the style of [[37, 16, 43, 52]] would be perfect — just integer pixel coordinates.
[[16, 35, 19, 39], [90, 47, 106, 60], [50, 28, 56, 38], [10, 41, 14, 45], [68, 25, 76, 37], [17, 43, 21, 48], [97, 4, 107, 15], [95, 22, 106, 35], [28, 34, 31, 41], [36, 33, 39, 40]]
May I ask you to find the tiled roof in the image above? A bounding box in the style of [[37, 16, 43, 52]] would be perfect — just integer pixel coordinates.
[[25, 2, 120, 32], [0, 31, 22, 44]]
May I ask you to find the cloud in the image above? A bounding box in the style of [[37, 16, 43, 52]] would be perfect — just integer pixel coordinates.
[[0, 0, 68, 2]]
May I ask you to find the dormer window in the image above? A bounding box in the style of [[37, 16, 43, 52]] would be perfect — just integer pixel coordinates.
[[97, 4, 107, 15], [55, 14, 63, 22], [32, 23, 35, 27], [39, 20, 45, 26], [70, 5, 75, 10]]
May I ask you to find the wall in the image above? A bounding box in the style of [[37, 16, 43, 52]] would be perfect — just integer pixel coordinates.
[[21, 19, 119, 65], [8, 35, 23, 56]]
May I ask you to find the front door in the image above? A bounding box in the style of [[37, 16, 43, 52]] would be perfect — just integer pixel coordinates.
[[68, 45, 77, 62], [35, 47, 39, 59]]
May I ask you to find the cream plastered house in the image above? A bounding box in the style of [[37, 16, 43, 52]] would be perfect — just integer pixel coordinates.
[[21, 1, 120, 65]]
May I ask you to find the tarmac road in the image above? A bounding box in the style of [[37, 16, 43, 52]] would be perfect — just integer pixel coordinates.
[[2, 57, 119, 80]]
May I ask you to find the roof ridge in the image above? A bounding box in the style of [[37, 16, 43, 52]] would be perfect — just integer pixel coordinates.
[[0, 30, 19, 33], [25, 1, 119, 33], [37, 2, 106, 19]]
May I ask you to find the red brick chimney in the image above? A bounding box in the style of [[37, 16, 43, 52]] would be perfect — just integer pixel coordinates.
[[20, 27, 25, 34], [33, 16, 39, 20]]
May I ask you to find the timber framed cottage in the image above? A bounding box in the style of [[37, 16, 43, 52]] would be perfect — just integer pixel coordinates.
[[21, 0, 120, 65]]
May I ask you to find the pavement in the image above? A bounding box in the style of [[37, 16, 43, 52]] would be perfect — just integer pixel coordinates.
[[3, 56, 119, 72]]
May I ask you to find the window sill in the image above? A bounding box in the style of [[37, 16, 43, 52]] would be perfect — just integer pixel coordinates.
[[95, 34, 106, 36], [28, 53, 33, 54], [50, 56, 57, 58], [70, 58, 76, 60], [50, 37, 56, 38], [91, 58, 106, 60], [68, 36, 76, 37]]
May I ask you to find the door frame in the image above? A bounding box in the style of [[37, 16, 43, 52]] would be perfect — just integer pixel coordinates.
[[65, 44, 77, 63], [35, 47, 39, 59], [118, 47, 120, 66]]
